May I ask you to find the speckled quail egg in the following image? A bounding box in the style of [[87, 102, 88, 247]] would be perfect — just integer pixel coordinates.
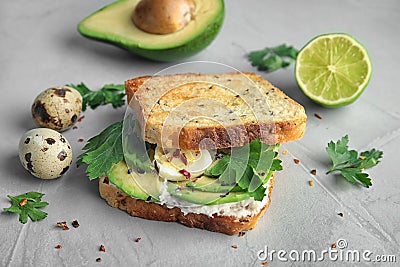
[[18, 128, 73, 179], [31, 86, 82, 132]]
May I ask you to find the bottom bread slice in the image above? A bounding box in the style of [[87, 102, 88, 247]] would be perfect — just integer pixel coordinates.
[[98, 175, 275, 235]]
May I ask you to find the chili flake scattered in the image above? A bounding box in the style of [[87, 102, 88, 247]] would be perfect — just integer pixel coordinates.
[[179, 169, 191, 179], [96, 258, 102, 262], [77, 116, 85, 122], [294, 159, 300, 164], [331, 243, 337, 248], [100, 245, 106, 252], [72, 220, 80, 228], [310, 169, 317, 175], [78, 138, 84, 142], [57, 221, 67, 228], [55, 245, 62, 249], [135, 237, 142, 243], [19, 198, 28, 206], [72, 125, 78, 130], [262, 262, 269, 265], [314, 113, 322, 119], [338, 212, 344, 217], [231, 245, 238, 249], [238, 231, 246, 237]]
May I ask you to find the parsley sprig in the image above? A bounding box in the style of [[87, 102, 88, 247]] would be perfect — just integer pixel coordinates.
[[326, 135, 383, 187], [3, 192, 49, 224], [67, 83, 125, 111], [205, 139, 282, 200], [249, 44, 298, 73], [77, 121, 123, 180]]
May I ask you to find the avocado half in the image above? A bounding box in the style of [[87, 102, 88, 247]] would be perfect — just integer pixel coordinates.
[[78, 0, 225, 61]]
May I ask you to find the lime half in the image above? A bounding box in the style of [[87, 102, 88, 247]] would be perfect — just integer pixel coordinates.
[[295, 33, 372, 107]]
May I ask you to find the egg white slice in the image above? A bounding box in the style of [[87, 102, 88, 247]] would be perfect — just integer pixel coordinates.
[[154, 146, 213, 181]]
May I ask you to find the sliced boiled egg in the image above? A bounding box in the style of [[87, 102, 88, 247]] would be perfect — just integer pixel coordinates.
[[154, 146, 213, 181]]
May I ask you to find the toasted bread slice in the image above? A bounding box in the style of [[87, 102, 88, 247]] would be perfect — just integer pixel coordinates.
[[99, 174, 275, 235], [125, 72, 306, 150]]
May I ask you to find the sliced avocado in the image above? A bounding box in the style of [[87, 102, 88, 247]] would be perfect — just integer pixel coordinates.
[[78, 0, 224, 61], [167, 182, 253, 205], [179, 176, 242, 193], [107, 160, 161, 201]]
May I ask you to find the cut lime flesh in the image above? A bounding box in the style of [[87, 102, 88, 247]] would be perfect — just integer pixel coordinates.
[[295, 33, 372, 108]]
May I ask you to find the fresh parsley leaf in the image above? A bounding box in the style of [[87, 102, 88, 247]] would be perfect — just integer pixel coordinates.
[[77, 121, 124, 180], [3, 192, 48, 224], [67, 83, 125, 111], [326, 135, 383, 187], [249, 44, 298, 73], [205, 139, 282, 200]]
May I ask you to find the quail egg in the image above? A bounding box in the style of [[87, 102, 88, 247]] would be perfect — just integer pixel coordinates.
[[31, 86, 82, 132], [19, 128, 73, 179]]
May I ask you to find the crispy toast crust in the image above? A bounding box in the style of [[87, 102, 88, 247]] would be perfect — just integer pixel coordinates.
[[99, 175, 275, 235], [125, 72, 306, 149]]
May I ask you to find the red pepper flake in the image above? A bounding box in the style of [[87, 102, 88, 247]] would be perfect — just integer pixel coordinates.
[[310, 169, 317, 175], [63, 225, 70, 231], [231, 245, 238, 249], [96, 258, 102, 262], [180, 153, 188, 165], [179, 169, 191, 179], [238, 231, 246, 237], [72, 125, 78, 130], [72, 220, 79, 228], [314, 113, 322, 119], [55, 244, 62, 249], [173, 149, 180, 158], [135, 237, 142, 243], [77, 115, 85, 122], [331, 242, 337, 248], [99, 245, 106, 252], [19, 198, 28, 206], [338, 212, 344, 217], [78, 138, 84, 142], [294, 159, 300, 164], [103, 176, 109, 184], [262, 261, 269, 265], [56, 221, 67, 228]]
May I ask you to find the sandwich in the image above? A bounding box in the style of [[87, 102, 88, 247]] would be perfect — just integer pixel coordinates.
[[79, 72, 306, 235]]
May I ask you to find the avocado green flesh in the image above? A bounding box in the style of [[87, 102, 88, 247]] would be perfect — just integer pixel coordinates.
[[107, 161, 161, 201], [107, 160, 274, 205], [167, 182, 252, 205], [179, 176, 241, 193], [77, 0, 224, 61], [167, 169, 274, 205]]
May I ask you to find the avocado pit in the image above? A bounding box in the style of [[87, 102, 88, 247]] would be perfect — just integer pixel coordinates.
[[132, 0, 195, 34]]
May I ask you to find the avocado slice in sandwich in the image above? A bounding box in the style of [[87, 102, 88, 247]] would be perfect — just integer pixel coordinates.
[[77, 0, 224, 61], [79, 72, 306, 235]]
